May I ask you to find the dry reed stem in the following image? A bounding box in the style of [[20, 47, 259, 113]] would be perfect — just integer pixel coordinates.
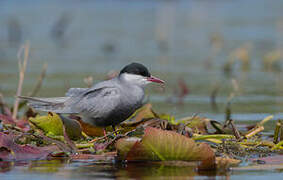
[[28, 63, 47, 96], [258, 115, 273, 126], [0, 93, 5, 114], [245, 126, 264, 139], [229, 119, 241, 140], [12, 41, 30, 120], [273, 122, 281, 144], [17, 63, 48, 110]]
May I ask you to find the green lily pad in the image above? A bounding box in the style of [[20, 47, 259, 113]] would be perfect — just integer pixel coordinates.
[[29, 112, 82, 140], [29, 112, 64, 136]]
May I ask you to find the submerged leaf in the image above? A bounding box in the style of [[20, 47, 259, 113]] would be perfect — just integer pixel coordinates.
[[232, 164, 283, 171], [216, 157, 241, 169], [71, 152, 116, 162], [250, 155, 283, 165]]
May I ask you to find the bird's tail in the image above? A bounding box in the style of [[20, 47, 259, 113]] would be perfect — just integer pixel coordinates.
[[19, 96, 74, 113]]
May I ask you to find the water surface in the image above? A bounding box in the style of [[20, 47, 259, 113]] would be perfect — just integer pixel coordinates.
[[1, 0, 283, 179]]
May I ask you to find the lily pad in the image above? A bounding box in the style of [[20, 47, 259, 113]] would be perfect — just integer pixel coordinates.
[[75, 118, 104, 137], [116, 127, 215, 164], [29, 112, 82, 140], [29, 112, 64, 136], [0, 132, 58, 161], [178, 116, 211, 134]]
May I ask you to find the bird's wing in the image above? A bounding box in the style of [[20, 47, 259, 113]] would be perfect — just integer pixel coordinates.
[[65, 88, 88, 97], [72, 86, 121, 117]]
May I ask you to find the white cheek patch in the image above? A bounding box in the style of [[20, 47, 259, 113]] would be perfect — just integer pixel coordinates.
[[122, 73, 148, 86], [123, 73, 142, 81]]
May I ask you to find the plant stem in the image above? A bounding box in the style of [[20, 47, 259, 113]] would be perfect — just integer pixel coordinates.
[[12, 42, 30, 120]]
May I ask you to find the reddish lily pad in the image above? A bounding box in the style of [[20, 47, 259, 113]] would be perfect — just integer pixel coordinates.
[[116, 127, 215, 166], [0, 107, 30, 132], [0, 132, 56, 161]]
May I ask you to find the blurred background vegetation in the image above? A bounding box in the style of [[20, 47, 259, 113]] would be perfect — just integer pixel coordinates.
[[1, 0, 283, 121]]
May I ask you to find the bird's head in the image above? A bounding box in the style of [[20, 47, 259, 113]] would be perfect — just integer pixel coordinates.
[[119, 62, 164, 87]]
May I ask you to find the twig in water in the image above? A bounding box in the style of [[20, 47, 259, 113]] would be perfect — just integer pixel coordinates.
[[244, 115, 273, 139], [34, 129, 73, 153], [228, 119, 241, 140], [258, 115, 273, 126], [12, 41, 30, 120], [245, 126, 264, 139], [224, 101, 232, 124], [88, 129, 120, 143], [273, 120, 282, 144], [0, 93, 5, 114], [192, 134, 234, 141], [272, 140, 283, 150], [273, 120, 281, 144]]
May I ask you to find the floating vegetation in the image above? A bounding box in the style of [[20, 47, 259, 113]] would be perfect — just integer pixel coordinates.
[[1, 95, 283, 172], [1, 42, 283, 175]]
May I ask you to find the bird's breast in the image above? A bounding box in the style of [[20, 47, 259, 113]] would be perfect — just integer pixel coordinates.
[[83, 85, 144, 127]]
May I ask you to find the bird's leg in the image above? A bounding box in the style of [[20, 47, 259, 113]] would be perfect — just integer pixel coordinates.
[[112, 125, 118, 135], [112, 125, 116, 132], [103, 128, 109, 141], [103, 128, 107, 137], [89, 128, 108, 143]]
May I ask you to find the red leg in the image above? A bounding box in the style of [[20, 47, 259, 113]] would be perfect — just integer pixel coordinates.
[[103, 128, 107, 137]]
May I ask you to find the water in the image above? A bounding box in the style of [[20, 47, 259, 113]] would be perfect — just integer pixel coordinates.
[[1, 0, 283, 179], [1, 160, 283, 180]]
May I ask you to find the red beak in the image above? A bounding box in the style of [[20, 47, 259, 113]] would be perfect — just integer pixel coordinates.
[[147, 75, 165, 84]]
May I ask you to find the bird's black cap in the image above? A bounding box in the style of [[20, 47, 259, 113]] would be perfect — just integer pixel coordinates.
[[120, 62, 151, 77]]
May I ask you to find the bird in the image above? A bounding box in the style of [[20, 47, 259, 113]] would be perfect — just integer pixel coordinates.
[[19, 62, 164, 134]]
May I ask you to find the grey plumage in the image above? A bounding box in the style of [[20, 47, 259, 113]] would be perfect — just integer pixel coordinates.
[[20, 77, 144, 127], [19, 96, 73, 113], [19, 62, 164, 127], [65, 88, 87, 97]]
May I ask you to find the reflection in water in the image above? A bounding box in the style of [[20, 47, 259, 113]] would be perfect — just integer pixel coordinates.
[[0, 161, 13, 173], [116, 163, 198, 179], [2, 158, 283, 179], [1, 160, 227, 179], [0, 1, 283, 178], [69, 163, 118, 179], [27, 159, 67, 173]]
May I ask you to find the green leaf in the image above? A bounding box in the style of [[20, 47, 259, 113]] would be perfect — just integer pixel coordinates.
[[29, 112, 64, 136], [29, 113, 82, 140]]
